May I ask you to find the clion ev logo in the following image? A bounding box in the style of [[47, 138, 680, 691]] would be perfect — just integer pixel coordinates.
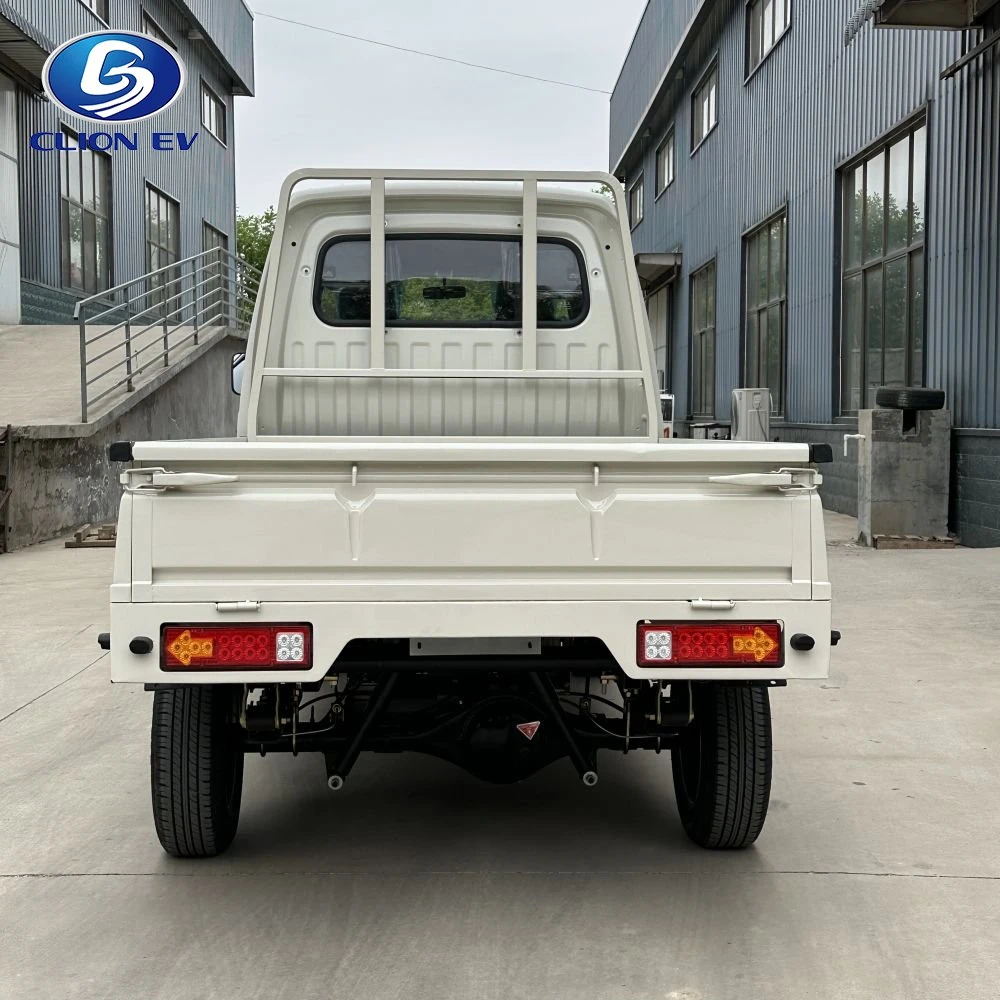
[[42, 31, 185, 123]]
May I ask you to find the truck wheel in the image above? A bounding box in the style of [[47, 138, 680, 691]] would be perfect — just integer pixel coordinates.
[[671, 683, 771, 849], [150, 686, 245, 858]]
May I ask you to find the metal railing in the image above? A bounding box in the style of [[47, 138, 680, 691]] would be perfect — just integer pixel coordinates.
[[73, 247, 262, 422]]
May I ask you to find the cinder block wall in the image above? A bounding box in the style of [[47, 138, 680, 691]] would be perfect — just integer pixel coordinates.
[[7, 336, 242, 549]]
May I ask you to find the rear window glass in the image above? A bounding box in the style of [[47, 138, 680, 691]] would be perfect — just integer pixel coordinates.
[[315, 236, 587, 327]]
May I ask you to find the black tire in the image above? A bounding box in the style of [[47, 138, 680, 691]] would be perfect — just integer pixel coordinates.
[[671, 683, 772, 849], [150, 686, 245, 858], [875, 386, 946, 411]]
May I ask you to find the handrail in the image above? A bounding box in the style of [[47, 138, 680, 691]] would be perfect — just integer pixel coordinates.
[[76, 245, 262, 421], [72, 247, 262, 320]]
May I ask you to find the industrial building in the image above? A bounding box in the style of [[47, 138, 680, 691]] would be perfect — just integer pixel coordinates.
[[611, 0, 1000, 545], [0, 0, 254, 323]]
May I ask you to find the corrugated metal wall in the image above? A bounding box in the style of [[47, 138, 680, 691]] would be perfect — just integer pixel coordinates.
[[612, 0, 1000, 430], [13, 0, 244, 299]]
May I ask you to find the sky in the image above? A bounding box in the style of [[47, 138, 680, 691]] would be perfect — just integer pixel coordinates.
[[233, 0, 648, 213]]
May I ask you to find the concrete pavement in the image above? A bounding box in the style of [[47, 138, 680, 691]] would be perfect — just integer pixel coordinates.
[[1, 512, 999, 999]]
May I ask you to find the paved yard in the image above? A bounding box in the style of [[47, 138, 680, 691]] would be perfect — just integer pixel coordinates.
[[1, 512, 999, 1000]]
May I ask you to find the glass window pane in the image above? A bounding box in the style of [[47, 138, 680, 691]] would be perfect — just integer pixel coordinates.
[[774, 0, 787, 37], [749, 2, 761, 70], [865, 267, 884, 405], [705, 265, 715, 326], [887, 136, 910, 253], [60, 200, 70, 287], [757, 308, 768, 385], [82, 212, 97, 294], [911, 126, 926, 243], [766, 303, 782, 403], [97, 218, 110, 291], [757, 232, 769, 301], [777, 216, 786, 297], [68, 151, 81, 204], [763, 0, 774, 50], [60, 151, 69, 199], [845, 166, 863, 269], [746, 311, 759, 385], [703, 323, 715, 415], [910, 250, 924, 385], [93, 155, 108, 216], [864, 152, 885, 261], [768, 220, 782, 297], [82, 151, 94, 210], [842, 273, 863, 412], [69, 204, 84, 290], [147, 189, 158, 241], [746, 237, 760, 310], [883, 257, 907, 386]]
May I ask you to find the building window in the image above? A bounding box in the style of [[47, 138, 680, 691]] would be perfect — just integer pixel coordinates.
[[840, 121, 926, 413], [628, 175, 644, 228], [689, 260, 716, 417], [202, 223, 229, 325], [746, 0, 790, 76], [744, 212, 787, 413], [79, 0, 108, 21], [145, 184, 180, 312], [60, 128, 112, 294], [646, 285, 671, 391], [692, 62, 718, 151], [142, 12, 176, 48], [655, 132, 675, 195], [201, 81, 227, 145]]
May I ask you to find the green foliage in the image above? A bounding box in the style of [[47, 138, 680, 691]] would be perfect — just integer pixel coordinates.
[[236, 206, 277, 275]]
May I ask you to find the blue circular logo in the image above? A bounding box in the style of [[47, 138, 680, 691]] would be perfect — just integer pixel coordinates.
[[43, 31, 185, 124]]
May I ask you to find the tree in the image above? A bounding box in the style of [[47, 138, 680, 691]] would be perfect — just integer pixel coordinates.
[[236, 206, 276, 274], [235, 206, 276, 320]]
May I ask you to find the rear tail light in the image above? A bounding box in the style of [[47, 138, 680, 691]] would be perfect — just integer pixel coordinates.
[[161, 624, 312, 671], [637, 622, 783, 667]]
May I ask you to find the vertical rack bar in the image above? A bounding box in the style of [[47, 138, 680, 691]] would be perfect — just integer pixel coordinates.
[[370, 175, 386, 369], [522, 177, 537, 370]]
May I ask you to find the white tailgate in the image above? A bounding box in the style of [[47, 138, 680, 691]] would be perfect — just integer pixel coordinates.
[[129, 476, 816, 604]]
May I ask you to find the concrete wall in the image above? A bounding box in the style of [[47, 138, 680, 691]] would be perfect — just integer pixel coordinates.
[[6, 335, 241, 549]]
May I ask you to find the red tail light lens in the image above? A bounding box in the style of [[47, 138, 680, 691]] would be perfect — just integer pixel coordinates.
[[161, 624, 312, 671], [637, 622, 783, 667]]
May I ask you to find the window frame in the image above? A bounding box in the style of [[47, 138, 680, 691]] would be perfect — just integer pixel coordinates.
[[838, 116, 927, 415], [144, 182, 181, 312], [142, 11, 177, 48], [689, 259, 717, 419], [313, 234, 591, 330], [691, 60, 719, 154], [742, 208, 788, 415], [201, 79, 228, 146], [59, 126, 112, 295], [744, 0, 791, 80], [77, 0, 109, 23], [628, 175, 644, 229], [654, 131, 675, 198]]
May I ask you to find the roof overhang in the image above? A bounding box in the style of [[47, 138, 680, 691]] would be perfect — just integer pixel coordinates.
[[845, 0, 1000, 43], [0, 2, 53, 90], [635, 252, 682, 291]]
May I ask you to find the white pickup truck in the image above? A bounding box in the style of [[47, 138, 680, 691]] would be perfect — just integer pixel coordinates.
[[103, 170, 835, 858]]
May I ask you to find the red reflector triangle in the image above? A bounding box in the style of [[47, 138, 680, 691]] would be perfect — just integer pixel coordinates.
[[516, 721, 541, 741]]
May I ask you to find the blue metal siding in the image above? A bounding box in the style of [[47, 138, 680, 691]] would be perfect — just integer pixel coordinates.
[[12, 0, 243, 307], [613, 0, 1000, 430]]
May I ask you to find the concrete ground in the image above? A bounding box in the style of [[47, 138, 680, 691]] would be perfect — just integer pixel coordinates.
[[1, 511, 999, 999]]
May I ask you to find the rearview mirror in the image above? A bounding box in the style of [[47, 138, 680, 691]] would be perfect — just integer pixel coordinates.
[[231, 353, 246, 395]]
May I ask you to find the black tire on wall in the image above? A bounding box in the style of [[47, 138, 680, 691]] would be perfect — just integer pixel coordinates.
[[875, 387, 946, 411], [671, 683, 772, 849], [150, 686, 245, 858]]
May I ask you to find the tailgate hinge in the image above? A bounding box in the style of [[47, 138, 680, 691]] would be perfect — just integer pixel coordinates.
[[706, 467, 822, 491]]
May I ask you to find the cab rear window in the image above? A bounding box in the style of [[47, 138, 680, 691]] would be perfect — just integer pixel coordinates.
[[315, 235, 588, 328]]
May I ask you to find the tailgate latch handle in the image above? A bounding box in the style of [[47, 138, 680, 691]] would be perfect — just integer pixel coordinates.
[[121, 467, 240, 492], [689, 599, 736, 611]]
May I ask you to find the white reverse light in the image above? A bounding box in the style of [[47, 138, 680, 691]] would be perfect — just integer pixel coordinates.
[[643, 629, 672, 662], [276, 631, 306, 663]]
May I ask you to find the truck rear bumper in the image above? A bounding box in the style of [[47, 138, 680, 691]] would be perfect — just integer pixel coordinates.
[[109, 599, 832, 684]]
